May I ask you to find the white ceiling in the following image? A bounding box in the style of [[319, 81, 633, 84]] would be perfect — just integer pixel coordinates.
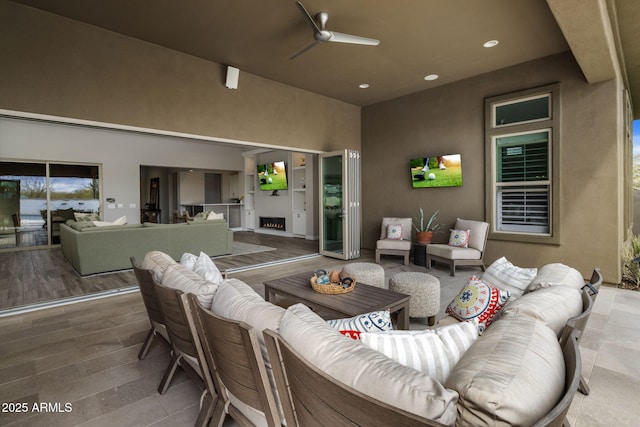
[[10, 0, 573, 107]]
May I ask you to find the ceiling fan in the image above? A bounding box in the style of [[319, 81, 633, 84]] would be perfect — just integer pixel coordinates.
[[290, 1, 380, 60]]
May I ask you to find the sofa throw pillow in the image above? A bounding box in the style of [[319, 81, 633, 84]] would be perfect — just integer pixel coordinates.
[[481, 256, 537, 300], [446, 276, 509, 334], [360, 321, 478, 382], [74, 212, 100, 222], [92, 215, 127, 227], [326, 310, 392, 333], [180, 252, 198, 270], [448, 229, 470, 247], [386, 224, 403, 240], [193, 252, 224, 285], [207, 211, 224, 220]]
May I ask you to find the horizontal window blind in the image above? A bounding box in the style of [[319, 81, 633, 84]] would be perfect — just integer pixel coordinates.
[[497, 186, 550, 233]]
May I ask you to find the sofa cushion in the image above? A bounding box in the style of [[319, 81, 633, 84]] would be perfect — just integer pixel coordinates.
[[481, 256, 537, 300], [278, 303, 459, 425], [446, 276, 509, 334], [445, 314, 564, 427], [68, 220, 95, 231], [326, 310, 392, 333], [527, 263, 585, 292], [179, 252, 198, 270], [503, 285, 582, 337], [142, 250, 176, 282], [360, 321, 478, 383], [161, 263, 219, 308]]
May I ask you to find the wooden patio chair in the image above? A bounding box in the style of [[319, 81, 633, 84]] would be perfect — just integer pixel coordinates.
[[130, 257, 169, 360], [153, 282, 217, 427], [188, 293, 282, 427], [263, 329, 446, 427], [532, 328, 582, 427]]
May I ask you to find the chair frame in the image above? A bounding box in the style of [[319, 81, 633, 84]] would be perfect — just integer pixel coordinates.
[[263, 329, 446, 427], [426, 220, 490, 276], [153, 281, 217, 427], [130, 257, 169, 360], [188, 294, 281, 427]]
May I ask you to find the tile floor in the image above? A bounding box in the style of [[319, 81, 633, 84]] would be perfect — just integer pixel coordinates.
[[0, 257, 638, 426]]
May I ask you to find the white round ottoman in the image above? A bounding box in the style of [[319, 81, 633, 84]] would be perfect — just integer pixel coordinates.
[[342, 262, 386, 289], [389, 272, 440, 325]]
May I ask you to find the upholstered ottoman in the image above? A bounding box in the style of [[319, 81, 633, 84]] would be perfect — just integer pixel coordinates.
[[342, 262, 386, 289], [389, 272, 440, 325]]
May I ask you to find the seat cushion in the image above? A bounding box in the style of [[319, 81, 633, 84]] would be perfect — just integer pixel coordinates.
[[445, 314, 564, 427], [376, 238, 412, 250], [278, 303, 459, 425], [427, 243, 481, 260]]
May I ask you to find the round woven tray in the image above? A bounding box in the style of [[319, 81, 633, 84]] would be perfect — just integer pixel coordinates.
[[310, 275, 356, 294]]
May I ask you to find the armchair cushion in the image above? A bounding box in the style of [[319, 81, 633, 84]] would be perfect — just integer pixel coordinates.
[[379, 217, 412, 241], [427, 244, 481, 260], [376, 239, 412, 251]]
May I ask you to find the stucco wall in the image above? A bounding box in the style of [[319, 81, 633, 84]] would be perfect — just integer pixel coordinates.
[[0, 1, 360, 152], [362, 52, 623, 283]]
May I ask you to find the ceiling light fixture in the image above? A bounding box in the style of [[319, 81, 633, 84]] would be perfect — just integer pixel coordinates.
[[359, 83, 370, 89], [424, 74, 439, 81], [483, 40, 499, 48]]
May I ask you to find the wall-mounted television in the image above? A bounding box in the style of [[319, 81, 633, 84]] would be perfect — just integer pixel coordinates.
[[257, 161, 288, 191], [410, 154, 463, 188]]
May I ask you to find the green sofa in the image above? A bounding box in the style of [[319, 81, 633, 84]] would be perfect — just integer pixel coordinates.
[[60, 220, 233, 275]]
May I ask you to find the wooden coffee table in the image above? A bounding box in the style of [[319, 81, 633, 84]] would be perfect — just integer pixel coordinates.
[[264, 272, 411, 330]]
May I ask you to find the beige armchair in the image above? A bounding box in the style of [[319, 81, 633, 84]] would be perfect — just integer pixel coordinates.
[[426, 218, 489, 276], [375, 217, 412, 265]]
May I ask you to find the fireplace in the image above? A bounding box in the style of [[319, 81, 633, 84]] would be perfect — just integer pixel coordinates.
[[259, 216, 285, 231]]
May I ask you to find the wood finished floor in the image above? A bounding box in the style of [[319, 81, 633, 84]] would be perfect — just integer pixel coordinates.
[[0, 231, 319, 311]]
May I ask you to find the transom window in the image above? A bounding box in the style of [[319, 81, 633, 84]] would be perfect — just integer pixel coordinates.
[[485, 84, 560, 244]]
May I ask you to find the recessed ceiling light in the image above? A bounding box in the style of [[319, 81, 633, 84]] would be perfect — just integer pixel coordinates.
[[358, 83, 370, 89], [483, 40, 499, 48], [424, 74, 439, 81]]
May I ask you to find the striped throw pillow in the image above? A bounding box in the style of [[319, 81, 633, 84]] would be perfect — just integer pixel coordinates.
[[481, 256, 537, 299], [360, 321, 478, 383]]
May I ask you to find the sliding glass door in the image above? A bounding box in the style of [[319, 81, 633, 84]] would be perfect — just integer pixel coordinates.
[[0, 161, 100, 249]]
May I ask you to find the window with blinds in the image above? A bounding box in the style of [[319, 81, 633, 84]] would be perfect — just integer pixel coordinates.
[[495, 131, 550, 233], [486, 86, 558, 242]]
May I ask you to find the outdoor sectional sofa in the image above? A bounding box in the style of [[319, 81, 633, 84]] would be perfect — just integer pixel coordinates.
[[60, 220, 232, 275], [140, 249, 599, 426]]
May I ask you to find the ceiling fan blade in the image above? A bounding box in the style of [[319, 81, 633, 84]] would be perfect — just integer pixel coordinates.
[[289, 41, 319, 60], [295, 2, 321, 34], [328, 31, 380, 46]]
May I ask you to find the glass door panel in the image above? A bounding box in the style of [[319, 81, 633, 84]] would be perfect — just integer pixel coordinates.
[[320, 153, 345, 257]]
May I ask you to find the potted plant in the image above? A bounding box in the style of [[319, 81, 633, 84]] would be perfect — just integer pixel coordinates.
[[413, 207, 444, 244]]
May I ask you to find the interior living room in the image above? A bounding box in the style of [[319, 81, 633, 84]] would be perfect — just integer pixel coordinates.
[[2, 1, 640, 426]]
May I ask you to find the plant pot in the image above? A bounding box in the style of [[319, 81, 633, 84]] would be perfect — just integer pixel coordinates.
[[416, 231, 433, 244]]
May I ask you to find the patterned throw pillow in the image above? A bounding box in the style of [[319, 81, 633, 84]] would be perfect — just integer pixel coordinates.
[[448, 229, 470, 247], [386, 224, 403, 240], [360, 321, 478, 382], [327, 310, 392, 333], [481, 256, 537, 300], [446, 276, 509, 334], [74, 212, 100, 222]]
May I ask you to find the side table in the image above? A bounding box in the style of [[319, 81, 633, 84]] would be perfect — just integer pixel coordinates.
[[413, 243, 427, 267]]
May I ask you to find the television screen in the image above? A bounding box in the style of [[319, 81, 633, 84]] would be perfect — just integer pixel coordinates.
[[257, 161, 288, 191], [410, 154, 463, 188]]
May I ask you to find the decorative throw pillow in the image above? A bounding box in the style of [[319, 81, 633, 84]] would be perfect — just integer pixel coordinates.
[[386, 224, 403, 240], [446, 276, 509, 334], [481, 256, 537, 300], [74, 212, 100, 222], [207, 211, 225, 220], [327, 310, 392, 333], [193, 252, 224, 285], [448, 229, 470, 247], [339, 330, 362, 340], [360, 321, 478, 382], [92, 215, 127, 227], [179, 252, 198, 270]]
